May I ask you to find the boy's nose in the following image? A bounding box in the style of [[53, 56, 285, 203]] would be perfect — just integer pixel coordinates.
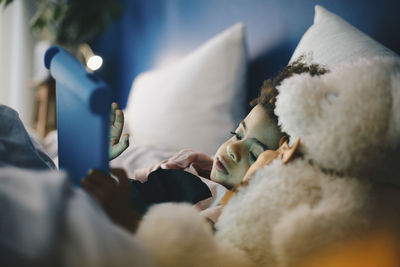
[[227, 142, 242, 162]]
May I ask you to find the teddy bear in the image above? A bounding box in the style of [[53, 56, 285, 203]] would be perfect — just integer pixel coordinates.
[[133, 56, 400, 267]]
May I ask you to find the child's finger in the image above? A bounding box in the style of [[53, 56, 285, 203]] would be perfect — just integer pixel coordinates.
[[109, 134, 130, 160], [110, 109, 124, 146], [109, 104, 122, 145], [122, 133, 129, 145], [110, 131, 118, 146], [113, 109, 124, 132], [110, 102, 118, 123]]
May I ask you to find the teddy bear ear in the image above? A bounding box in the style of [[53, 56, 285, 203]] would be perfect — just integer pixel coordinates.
[[274, 56, 400, 177]]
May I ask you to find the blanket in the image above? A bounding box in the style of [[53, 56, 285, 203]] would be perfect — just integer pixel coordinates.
[[0, 105, 154, 267]]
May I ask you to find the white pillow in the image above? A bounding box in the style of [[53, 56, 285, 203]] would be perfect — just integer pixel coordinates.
[[124, 23, 247, 156], [290, 5, 398, 67]]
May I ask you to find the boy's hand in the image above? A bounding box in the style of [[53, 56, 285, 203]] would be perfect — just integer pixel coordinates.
[[81, 168, 141, 232], [109, 102, 130, 160]]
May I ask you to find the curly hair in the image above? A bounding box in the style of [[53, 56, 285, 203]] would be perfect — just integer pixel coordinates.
[[250, 56, 329, 125]]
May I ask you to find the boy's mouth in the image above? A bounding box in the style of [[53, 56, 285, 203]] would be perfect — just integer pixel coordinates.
[[215, 157, 229, 175]]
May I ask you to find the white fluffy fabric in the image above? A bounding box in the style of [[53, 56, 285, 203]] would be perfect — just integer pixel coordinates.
[[133, 56, 400, 267], [215, 159, 372, 267], [135, 203, 253, 267], [275, 57, 400, 178]]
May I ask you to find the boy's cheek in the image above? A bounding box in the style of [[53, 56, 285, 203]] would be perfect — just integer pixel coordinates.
[[230, 168, 247, 186], [217, 169, 245, 188], [214, 138, 233, 158]]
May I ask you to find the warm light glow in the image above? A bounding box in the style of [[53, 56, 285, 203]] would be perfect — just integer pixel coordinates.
[[86, 55, 103, 71]]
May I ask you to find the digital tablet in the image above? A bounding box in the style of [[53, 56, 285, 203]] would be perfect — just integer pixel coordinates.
[[45, 46, 111, 185]]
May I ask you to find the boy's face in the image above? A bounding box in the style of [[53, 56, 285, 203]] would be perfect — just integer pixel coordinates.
[[210, 105, 283, 188]]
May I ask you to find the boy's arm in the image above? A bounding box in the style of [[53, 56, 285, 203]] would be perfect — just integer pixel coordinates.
[[109, 102, 130, 160], [134, 150, 213, 182]]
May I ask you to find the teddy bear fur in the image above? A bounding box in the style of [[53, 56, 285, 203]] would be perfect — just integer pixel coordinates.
[[135, 56, 400, 267]]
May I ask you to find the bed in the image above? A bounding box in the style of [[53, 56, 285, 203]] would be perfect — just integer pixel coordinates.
[[1, 4, 400, 267], [31, 3, 400, 182]]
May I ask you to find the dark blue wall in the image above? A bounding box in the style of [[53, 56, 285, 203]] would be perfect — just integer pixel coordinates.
[[91, 0, 400, 109]]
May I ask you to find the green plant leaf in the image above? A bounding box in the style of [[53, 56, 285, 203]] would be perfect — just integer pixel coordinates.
[[1, 0, 14, 8], [3, 0, 124, 45]]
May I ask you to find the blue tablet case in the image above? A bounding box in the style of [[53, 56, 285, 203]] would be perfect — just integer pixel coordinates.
[[44, 46, 111, 185]]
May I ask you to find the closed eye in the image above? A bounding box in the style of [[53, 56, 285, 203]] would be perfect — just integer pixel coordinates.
[[249, 151, 257, 162], [230, 131, 242, 140]]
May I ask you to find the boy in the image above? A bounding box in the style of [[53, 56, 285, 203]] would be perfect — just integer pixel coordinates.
[[82, 57, 328, 232]]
